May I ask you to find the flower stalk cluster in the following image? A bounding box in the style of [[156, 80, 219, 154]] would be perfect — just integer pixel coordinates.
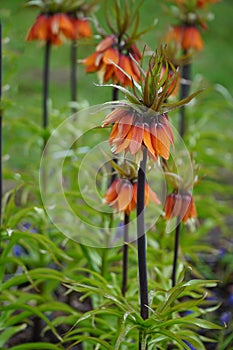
[[102, 46, 200, 342]]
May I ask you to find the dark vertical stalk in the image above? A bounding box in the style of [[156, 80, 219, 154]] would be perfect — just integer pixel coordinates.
[[71, 40, 78, 114], [137, 149, 148, 320], [121, 213, 129, 296], [179, 51, 191, 138], [41, 40, 51, 194], [172, 217, 181, 287], [110, 87, 119, 185], [0, 22, 2, 226], [137, 149, 148, 350], [112, 86, 119, 101], [42, 40, 51, 142]]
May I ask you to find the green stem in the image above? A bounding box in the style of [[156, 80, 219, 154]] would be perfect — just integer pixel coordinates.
[[179, 54, 191, 138], [137, 149, 148, 319], [71, 40, 78, 114], [122, 213, 129, 296], [172, 217, 181, 287]]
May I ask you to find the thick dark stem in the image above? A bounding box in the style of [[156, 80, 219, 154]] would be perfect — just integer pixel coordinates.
[[41, 41, 51, 193], [109, 87, 119, 184], [179, 55, 191, 138], [43, 41, 51, 133], [122, 213, 129, 296], [112, 86, 119, 101], [172, 217, 181, 287], [71, 40, 78, 114], [0, 22, 2, 225], [137, 149, 148, 321]]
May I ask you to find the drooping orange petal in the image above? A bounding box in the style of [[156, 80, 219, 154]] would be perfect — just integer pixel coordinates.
[[133, 183, 137, 205], [72, 18, 92, 39], [180, 194, 191, 222], [104, 64, 115, 82], [58, 13, 74, 39], [183, 196, 197, 222], [182, 27, 203, 51], [117, 113, 134, 139], [143, 124, 156, 157], [104, 179, 120, 204], [82, 52, 99, 72], [163, 115, 174, 145], [190, 197, 197, 218], [117, 181, 133, 212], [26, 14, 50, 41], [115, 55, 127, 85], [129, 123, 144, 155], [97, 35, 115, 52], [109, 123, 119, 146], [156, 123, 171, 160], [164, 194, 174, 219], [172, 194, 182, 217], [115, 127, 133, 154], [103, 48, 119, 65], [49, 14, 73, 40], [103, 108, 129, 127], [122, 56, 135, 86], [150, 123, 170, 159]]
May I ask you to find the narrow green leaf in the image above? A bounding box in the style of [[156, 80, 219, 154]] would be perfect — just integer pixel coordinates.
[[0, 324, 27, 347]]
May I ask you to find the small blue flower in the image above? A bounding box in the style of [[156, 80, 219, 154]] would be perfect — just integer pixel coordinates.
[[183, 340, 196, 350], [220, 311, 231, 325], [13, 244, 23, 257], [228, 294, 233, 306], [206, 292, 218, 302], [218, 247, 227, 258], [22, 222, 37, 233]]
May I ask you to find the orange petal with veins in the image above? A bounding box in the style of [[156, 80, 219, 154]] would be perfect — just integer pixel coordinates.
[[103, 108, 128, 126], [129, 123, 144, 155], [109, 123, 119, 145], [115, 127, 133, 154], [143, 124, 156, 157]]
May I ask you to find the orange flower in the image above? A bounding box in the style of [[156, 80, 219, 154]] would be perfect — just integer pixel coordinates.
[[103, 108, 174, 161], [164, 192, 197, 223], [82, 35, 141, 86], [49, 13, 74, 44], [166, 0, 220, 7], [26, 14, 50, 42], [166, 25, 204, 51], [26, 13, 74, 45], [104, 178, 160, 214], [197, 0, 220, 8], [70, 18, 92, 40]]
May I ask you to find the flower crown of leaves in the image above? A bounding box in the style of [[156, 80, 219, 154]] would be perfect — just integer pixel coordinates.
[[25, 0, 99, 15], [100, 46, 203, 114]]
